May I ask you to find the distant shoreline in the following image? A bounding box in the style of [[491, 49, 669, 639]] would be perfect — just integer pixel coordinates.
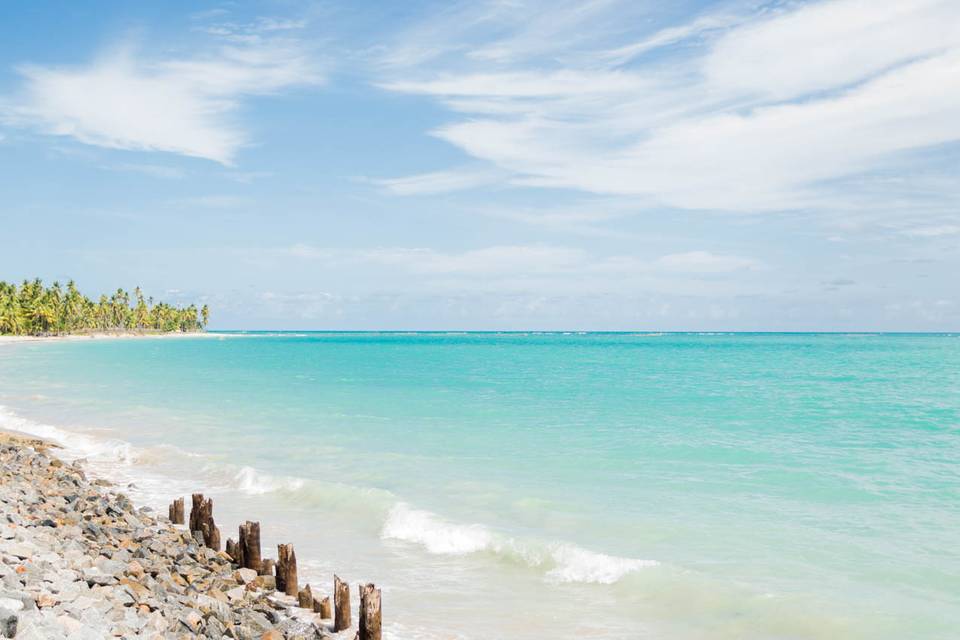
[[0, 331, 219, 345]]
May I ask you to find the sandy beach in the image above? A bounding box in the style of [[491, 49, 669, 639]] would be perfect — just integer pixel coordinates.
[[0, 333, 220, 346], [0, 430, 370, 639]]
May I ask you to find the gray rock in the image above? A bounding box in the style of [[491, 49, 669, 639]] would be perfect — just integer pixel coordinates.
[[0, 608, 16, 638], [0, 598, 23, 613], [81, 567, 117, 587], [4, 543, 34, 560]]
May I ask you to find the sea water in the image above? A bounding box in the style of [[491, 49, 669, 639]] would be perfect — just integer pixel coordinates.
[[0, 332, 957, 639]]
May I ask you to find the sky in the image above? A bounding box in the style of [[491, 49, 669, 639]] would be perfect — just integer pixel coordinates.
[[0, 0, 958, 331]]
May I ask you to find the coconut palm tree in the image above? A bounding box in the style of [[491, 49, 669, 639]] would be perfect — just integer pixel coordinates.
[[133, 287, 150, 330], [0, 279, 208, 336]]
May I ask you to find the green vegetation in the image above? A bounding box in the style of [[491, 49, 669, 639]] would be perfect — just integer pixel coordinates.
[[0, 279, 208, 336]]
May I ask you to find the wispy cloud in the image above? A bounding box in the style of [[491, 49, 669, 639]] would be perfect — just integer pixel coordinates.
[[170, 194, 251, 209], [2, 30, 321, 164], [280, 243, 763, 296], [373, 166, 505, 195], [102, 162, 186, 179], [377, 0, 960, 214], [598, 12, 742, 65], [901, 224, 960, 238], [655, 251, 759, 274]]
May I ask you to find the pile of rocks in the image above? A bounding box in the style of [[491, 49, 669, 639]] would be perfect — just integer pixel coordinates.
[[0, 435, 337, 639]]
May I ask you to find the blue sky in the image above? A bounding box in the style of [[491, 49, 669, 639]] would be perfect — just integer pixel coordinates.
[[1, 0, 958, 330]]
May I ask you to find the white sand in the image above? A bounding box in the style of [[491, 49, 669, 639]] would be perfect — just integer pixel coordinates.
[[0, 332, 222, 345]]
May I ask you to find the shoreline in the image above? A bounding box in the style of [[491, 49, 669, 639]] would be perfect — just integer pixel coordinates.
[[0, 332, 223, 345], [0, 430, 377, 639]]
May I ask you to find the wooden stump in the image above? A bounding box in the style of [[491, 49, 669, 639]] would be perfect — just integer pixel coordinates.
[[225, 538, 238, 563], [359, 583, 382, 640], [188, 493, 220, 551], [189, 493, 204, 533], [298, 583, 313, 609], [168, 497, 184, 524], [206, 523, 221, 552], [260, 558, 275, 577], [314, 596, 331, 617], [238, 521, 261, 571], [276, 543, 298, 597], [334, 575, 351, 632]]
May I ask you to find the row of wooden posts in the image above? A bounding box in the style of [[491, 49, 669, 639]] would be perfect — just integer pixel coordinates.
[[169, 494, 382, 639]]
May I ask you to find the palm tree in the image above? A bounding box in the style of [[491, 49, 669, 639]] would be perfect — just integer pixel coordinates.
[[64, 280, 84, 332], [133, 287, 149, 330], [0, 279, 208, 336], [30, 298, 55, 334], [48, 281, 63, 333], [0, 293, 24, 335]]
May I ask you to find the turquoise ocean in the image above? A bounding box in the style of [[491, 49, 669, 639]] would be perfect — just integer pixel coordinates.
[[0, 332, 958, 639]]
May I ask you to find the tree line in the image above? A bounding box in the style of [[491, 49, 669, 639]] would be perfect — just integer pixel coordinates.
[[0, 279, 209, 335]]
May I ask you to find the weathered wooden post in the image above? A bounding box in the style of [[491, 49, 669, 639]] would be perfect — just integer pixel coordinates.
[[317, 596, 332, 618], [238, 521, 261, 571], [202, 497, 220, 551], [334, 575, 351, 632], [189, 496, 201, 537], [260, 558, 275, 577], [188, 494, 221, 551], [298, 583, 313, 609], [205, 520, 221, 551], [276, 543, 298, 597], [359, 583, 382, 640], [168, 497, 184, 524], [189, 493, 204, 534], [225, 538, 239, 564]]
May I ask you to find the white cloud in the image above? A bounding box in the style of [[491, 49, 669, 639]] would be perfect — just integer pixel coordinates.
[[3, 37, 320, 164], [379, 0, 960, 213], [374, 167, 505, 195], [472, 199, 648, 237], [287, 244, 586, 276], [382, 70, 647, 98], [280, 244, 762, 296], [104, 162, 185, 179], [371, 245, 585, 275], [656, 251, 759, 273], [705, 0, 960, 101], [171, 194, 251, 209], [902, 224, 960, 237], [599, 13, 741, 65], [462, 0, 654, 64]]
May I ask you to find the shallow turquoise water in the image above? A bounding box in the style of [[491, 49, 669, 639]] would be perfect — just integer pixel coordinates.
[[1, 332, 958, 638]]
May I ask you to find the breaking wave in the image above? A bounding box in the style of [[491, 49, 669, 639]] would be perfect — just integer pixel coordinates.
[[2, 404, 659, 586], [381, 503, 658, 584], [382, 503, 494, 554]]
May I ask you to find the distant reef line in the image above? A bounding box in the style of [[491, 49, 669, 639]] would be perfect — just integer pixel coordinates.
[[0, 278, 208, 336]]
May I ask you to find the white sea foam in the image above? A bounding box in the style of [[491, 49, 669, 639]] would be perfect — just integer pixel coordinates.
[[382, 503, 493, 554], [544, 543, 659, 584], [381, 502, 658, 584], [0, 405, 136, 464], [2, 404, 658, 587], [0, 404, 210, 514], [383, 622, 473, 640], [231, 465, 306, 495]]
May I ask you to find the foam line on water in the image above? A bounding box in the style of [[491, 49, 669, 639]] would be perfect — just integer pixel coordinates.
[[2, 404, 659, 587], [0, 404, 140, 465], [382, 503, 493, 554], [381, 502, 659, 584]]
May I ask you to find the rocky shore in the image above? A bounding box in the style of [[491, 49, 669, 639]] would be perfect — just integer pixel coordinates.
[[0, 432, 344, 639]]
